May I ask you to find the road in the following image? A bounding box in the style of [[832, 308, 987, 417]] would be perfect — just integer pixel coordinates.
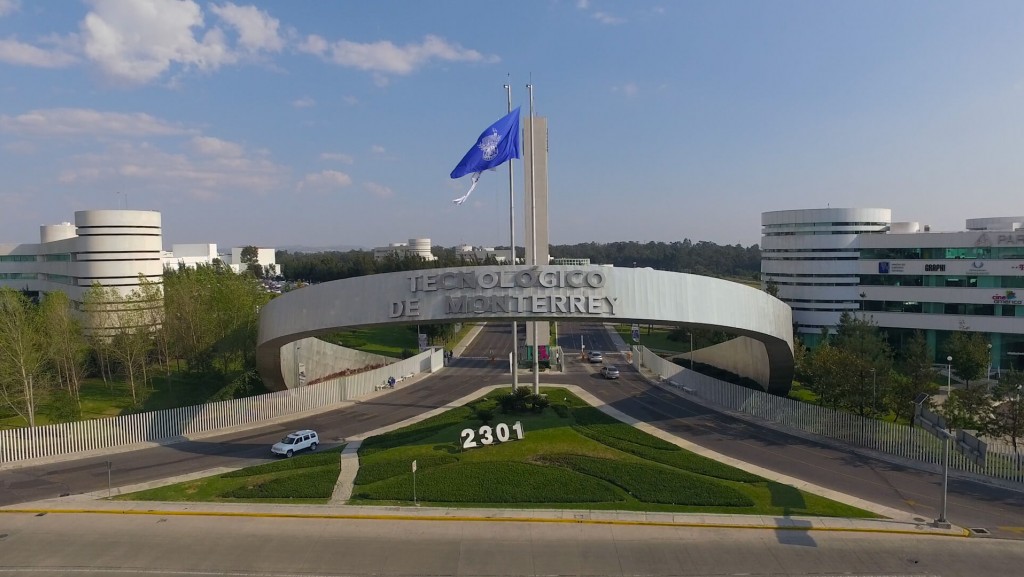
[[3, 511, 1024, 576], [2, 322, 1023, 540]]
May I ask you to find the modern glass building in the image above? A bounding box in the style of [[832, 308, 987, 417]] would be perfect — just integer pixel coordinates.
[[762, 208, 1024, 370]]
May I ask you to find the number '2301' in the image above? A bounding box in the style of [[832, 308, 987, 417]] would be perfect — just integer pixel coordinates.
[[460, 422, 524, 449]]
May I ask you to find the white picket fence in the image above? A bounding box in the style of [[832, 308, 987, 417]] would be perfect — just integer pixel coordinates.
[[635, 346, 1024, 487], [0, 349, 443, 464]]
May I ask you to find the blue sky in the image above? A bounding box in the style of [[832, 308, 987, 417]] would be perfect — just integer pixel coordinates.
[[1, 1, 1023, 251]]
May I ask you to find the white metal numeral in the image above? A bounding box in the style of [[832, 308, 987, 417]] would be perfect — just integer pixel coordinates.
[[460, 428, 478, 449], [495, 422, 510, 442], [478, 425, 494, 445]]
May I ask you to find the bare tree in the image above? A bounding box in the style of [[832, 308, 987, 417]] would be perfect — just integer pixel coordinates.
[[0, 287, 48, 426], [39, 291, 87, 407]]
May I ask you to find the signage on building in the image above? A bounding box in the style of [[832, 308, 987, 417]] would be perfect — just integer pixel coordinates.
[[976, 232, 1024, 246], [878, 261, 905, 274], [390, 268, 619, 319], [992, 291, 1023, 305], [924, 263, 946, 272], [970, 260, 989, 275]]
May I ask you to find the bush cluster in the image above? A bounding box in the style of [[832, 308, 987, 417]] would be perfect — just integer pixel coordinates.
[[354, 461, 621, 503], [540, 455, 753, 507], [222, 467, 338, 499], [550, 403, 569, 418], [496, 386, 549, 414]]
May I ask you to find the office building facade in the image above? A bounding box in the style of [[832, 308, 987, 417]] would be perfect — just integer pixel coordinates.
[[762, 208, 1024, 369]]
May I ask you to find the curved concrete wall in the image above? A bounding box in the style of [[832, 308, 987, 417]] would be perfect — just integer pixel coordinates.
[[257, 265, 795, 394]]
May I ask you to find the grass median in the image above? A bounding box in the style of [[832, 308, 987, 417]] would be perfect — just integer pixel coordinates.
[[114, 387, 878, 518]]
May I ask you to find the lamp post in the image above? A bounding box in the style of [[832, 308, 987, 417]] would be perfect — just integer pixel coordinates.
[[688, 332, 694, 370], [946, 355, 953, 395], [987, 343, 993, 380], [870, 368, 876, 414]]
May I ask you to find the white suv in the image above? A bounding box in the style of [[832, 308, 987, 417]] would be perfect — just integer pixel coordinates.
[[271, 429, 319, 457]]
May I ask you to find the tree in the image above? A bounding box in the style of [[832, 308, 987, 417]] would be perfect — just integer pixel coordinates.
[[39, 291, 87, 408], [240, 245, 263, 278], [889, 331, 939, 422], [944, 330, 989, 389], [987, 370, 1024, 458], [0, 287, 47, 426], [764, 278, 779, 297], [941, 386, 991, 431], [831, 313, 894, 417]]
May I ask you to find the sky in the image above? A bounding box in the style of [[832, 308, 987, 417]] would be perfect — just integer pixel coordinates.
[[1, 1, 1023, 252]]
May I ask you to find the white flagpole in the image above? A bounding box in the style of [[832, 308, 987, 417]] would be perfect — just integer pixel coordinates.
[[528, 83, 539, 394], [505, 82, 518, 392]]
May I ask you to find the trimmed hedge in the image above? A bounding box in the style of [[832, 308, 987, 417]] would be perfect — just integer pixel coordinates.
[[575, 423, 678, 451], [355, 454, 459, 485], [221, 450, 341, 478], [575, 426, 763, 483], [354, 461, 621, 503], [540, 454, 753, 507], [222, 467, 339, 499]]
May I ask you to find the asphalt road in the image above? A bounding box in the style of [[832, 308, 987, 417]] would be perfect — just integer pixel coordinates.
[[2, 322, 1023, 541], [3, 511, 1024, 577]]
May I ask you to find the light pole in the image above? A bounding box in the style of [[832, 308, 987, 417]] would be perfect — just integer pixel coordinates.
[[987, 343, 993, 380], [688, 332, 694, 370], [870, 367, 876, 414], [946, 356, 953, 395]]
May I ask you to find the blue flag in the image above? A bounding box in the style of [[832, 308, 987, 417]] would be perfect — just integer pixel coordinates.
[[450, 107, 521, 205]]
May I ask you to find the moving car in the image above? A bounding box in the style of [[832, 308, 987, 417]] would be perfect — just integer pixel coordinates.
[[271, 429, 319, 457], [588, 350, 604, 363], [600, 365, 620, 379]]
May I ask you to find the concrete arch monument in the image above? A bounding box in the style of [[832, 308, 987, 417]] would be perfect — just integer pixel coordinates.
[[256, 265, 795, 394]]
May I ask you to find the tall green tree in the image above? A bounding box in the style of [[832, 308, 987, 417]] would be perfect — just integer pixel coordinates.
[[39, 291, 87, 407], [987, 370, 1024, 458], [831, 313, 894, 417], [0, 287, 47, 426], [889, 331, 940, 422], [944, 330, 989, 389]]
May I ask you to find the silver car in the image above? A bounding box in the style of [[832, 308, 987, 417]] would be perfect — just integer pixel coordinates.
[[588, 350, 604, 363], [600, 365, 620, 379]]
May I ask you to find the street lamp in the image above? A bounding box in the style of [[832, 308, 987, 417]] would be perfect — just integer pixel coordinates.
[[688, 332, 694, 370], [870, 368, 876, 414], [946, 355, 953, 394], [987, 343, 993, 380]]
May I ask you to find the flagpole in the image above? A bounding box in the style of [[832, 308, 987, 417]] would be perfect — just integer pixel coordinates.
[[505, 83, 518, 392], [528, 83, 540, 395]]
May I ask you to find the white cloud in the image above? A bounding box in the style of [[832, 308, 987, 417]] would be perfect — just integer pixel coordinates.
[[297, 169, 353, 191], [370, 144, 385, 154], [0, 0, 20, 17], [364, 182, 393, 198], [297, 33, 327, 56], [79, 0, 240, 84], [302, 34, 497, 76], [3, 140, 35, 154], [57, 140, 286, 199], [592, 11, 625, 25], [575, 0, 590, 9], [190, 136, 244, 157], [0, 108, 193, 136], [342, 95, 359, 106], [319, 152, 353, 164], [292, 96, 315, 108], [613, 82, 639, 97], [209, 2, 284, 53], [0, 37, 77, 67]]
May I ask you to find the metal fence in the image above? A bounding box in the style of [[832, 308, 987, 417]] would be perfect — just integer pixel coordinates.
[[0, 349, 443, 464], [635, 345, 1024, 486]]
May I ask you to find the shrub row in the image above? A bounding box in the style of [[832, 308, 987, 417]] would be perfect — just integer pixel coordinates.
[[540, 454, 753, 507], [354, 461, 621, 503], [575, 425, 763, 483], [221, 450, 341, 478], [354, 454, 459, 485], [222, 466, 339, 499], [575, 422, 679, 451]]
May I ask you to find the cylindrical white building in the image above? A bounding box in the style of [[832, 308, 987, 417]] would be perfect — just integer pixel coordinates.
[[761, 208, 891, 343]]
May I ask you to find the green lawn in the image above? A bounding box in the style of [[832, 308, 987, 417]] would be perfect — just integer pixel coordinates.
[[612, 324, 689, 355], [116, 446, 345, 503], [320, 323, 477, 358], [112, 387, 874, 518]]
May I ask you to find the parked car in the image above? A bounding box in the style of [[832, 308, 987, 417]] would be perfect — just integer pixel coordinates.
[[271, 429, 319, 457], [600, 365, 620, 379], [588, 350, 604, 363]]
